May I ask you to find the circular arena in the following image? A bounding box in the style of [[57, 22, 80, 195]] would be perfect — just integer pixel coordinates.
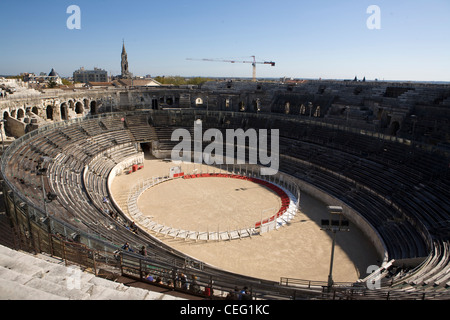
[[1, 81, 450, 300], [134, 172, 295, 236]]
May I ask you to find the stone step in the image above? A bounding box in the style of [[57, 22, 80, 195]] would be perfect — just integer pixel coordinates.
[[0, 244, 185, 300]]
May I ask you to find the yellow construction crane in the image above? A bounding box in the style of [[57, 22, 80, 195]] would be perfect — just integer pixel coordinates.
[[186, 56, 275, 82]]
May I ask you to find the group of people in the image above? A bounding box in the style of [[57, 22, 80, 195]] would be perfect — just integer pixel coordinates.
[[119, 242, 148, 256], [102, 196, 139, 235], [144, 271, 216, 297], [142, 269, 253, 300], [226, 286, 252, 300], [102, 196, 118, 220], [118, 241, 253, 300]]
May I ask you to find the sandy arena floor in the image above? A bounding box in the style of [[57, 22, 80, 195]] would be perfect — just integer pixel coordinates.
[[110, 157, 381, 283], [137, 176, 282, 231]]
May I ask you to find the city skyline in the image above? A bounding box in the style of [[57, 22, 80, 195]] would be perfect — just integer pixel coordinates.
[[1, 0, 449, 82]]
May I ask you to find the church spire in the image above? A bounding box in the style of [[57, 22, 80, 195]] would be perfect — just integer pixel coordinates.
[[121, 40, 132, 79], [122, 39, 126, 55]]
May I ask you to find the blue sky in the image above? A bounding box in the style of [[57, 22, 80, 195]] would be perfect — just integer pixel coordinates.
[[1, 0, 449, 81]]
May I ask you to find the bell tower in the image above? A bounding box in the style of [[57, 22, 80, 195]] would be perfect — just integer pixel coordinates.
[[121, 40, 132, 79]]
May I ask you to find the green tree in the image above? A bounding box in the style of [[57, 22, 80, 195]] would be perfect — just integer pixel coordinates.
[[154, 76, 213, 86], [47, 78, 58, 88], [61, 78, 72, 86]]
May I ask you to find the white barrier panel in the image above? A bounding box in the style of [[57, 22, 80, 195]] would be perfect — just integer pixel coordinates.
[[111, 164, 300, 241]]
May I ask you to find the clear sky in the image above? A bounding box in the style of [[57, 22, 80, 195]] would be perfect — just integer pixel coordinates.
[[1, 0, 449, 81]]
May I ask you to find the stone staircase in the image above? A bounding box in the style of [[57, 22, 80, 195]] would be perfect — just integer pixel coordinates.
[[0, 244, 186, 300]]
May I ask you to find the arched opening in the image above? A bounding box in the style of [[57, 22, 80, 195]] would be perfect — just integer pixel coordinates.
[[252, 99, 260, 113], [3, 111, 9, 120], [75, 102, 83, 115], [390, 121, 400, 136], [31, 107, 39, 116], [17, 109, 25, 119], [239, 101, 246, 112], [60, 103, 68, 120], [69, 100, 75, 110], [90, 100, 97, 115], [300, 104, 306, 115], [285, 102, 290, 114], [151, 99, 158, 110], [308, 102, 314, 117], [46, 105, 54, 120], [314, 106, 321, 117], [83, 99, 89, 110], [195, 97, 204, 107]]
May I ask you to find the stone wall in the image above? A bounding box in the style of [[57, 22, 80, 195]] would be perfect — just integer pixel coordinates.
[[2, 81, 449, 144]]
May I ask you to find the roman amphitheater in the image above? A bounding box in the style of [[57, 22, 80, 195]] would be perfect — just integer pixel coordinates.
[[0, 79, 449, 300]]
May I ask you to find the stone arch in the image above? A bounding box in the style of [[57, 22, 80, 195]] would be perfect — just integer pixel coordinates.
[[308, 102, 314, 116], [75, 101, 83, 114], [314, 106, 321, 117], [46, 105, 54, 120], [300, 104, 306, 115], [3, 111, 9, 120], [239, 101, 246, 112], [83, 98, 89, 110], [285, 102, 290, 114], [90, 100, 97, 114], [195, 97, 204, 107], [31, 107, 39, 116], [252, 99, 260, 113], [60, 103, 68, 120], [17, 108, 25, 119], [69, 100, 75, 110], [390, 121, 400, 136], [151, 98, 158, 110]]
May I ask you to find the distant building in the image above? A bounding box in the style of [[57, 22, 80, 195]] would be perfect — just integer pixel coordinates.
[[24, 68, 62, 85], [73, 67, 108, 84]]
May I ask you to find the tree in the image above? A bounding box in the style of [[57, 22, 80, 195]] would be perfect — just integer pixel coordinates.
[[47, 78, 58, 88], [154, 76, 213, 86], [61, 78, 72, 86]]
